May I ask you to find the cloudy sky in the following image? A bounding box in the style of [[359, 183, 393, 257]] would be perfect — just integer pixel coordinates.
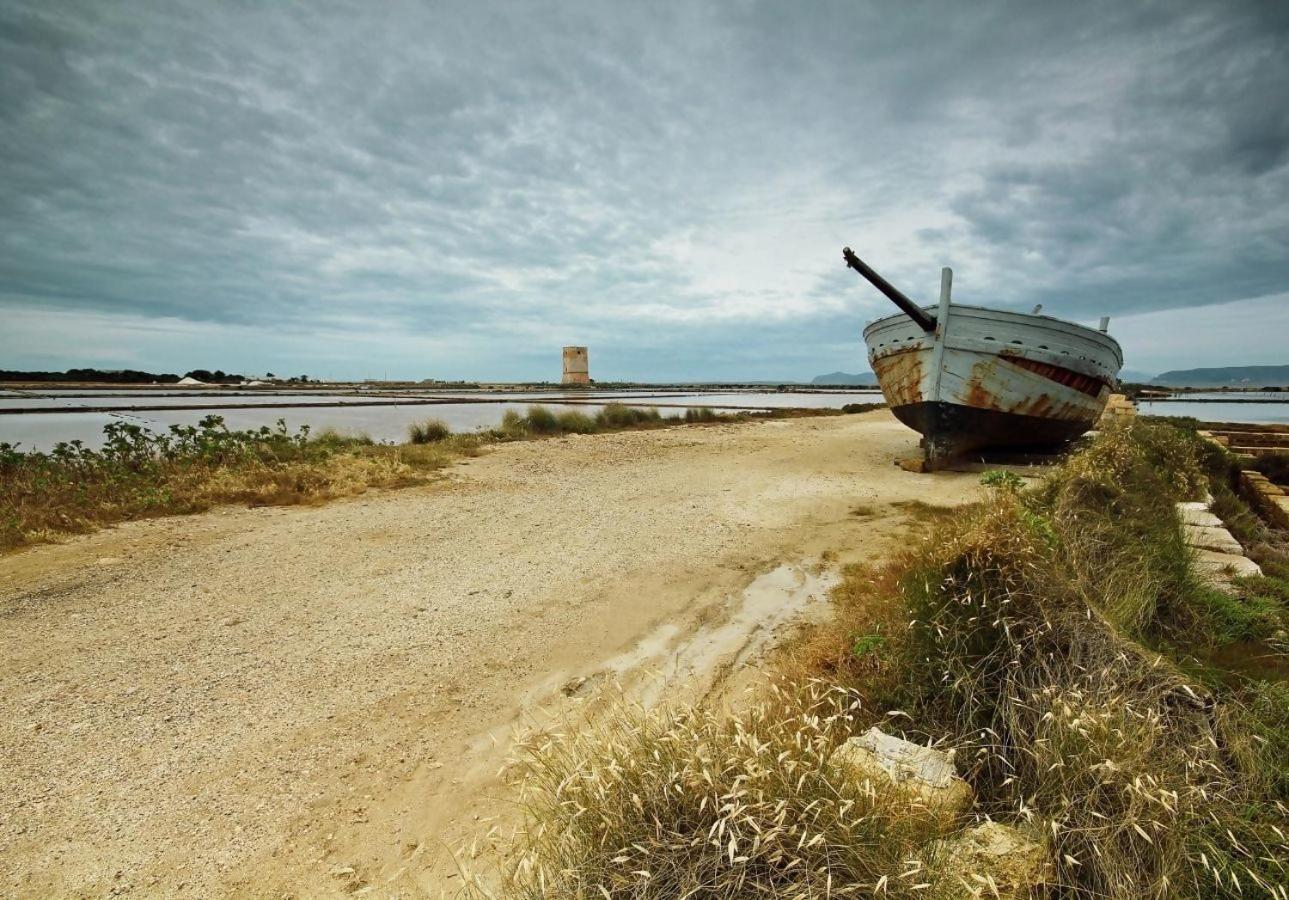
[[2, 0, 1287, 381]]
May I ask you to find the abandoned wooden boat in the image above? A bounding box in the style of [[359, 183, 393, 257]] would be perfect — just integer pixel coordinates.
[[843, 247, 1123, 469]]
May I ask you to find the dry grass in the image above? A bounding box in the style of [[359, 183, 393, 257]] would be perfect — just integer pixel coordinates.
[[482, 420, 1289, 899], [891, 497, 1286, 897], [497, 681, 953, 898], [851, 421, 1288, 897], [408, 417, 453, 443], [0, 417, 471, 551]]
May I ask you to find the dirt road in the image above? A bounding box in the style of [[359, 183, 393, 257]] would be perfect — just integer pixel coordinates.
[[0, 412, 981, 897]]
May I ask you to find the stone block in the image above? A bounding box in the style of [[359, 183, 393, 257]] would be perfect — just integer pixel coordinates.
[[1194, 549, 1262, 587], [1239, 470, 1289, 529], [932, 821, 1050, 899], [1184, 523, 1243, 555], [1177, 502, 1222, 528], [832, 727, 972, 824]]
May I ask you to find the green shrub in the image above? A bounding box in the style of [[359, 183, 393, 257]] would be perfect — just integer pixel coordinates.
[[850, 630, 886, 659], [594, 403, 662, 429], [0, 416, 439, 550], [523, 405, 560, 435], [497, 409, 529, 438], [407, 418, 452, 444], [554, 409, 597, 434], [682, 406, 720, 423], [979, 469, 1024, 492]]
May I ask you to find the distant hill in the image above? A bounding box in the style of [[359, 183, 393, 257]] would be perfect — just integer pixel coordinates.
[[1117, 368, 1156, 385], [812, 371, 877, 386], [1151, 365, 1289, 387]]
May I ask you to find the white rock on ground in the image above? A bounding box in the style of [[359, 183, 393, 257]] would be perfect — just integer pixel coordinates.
[[1177, 501, 1224, 529], [931, 821, 1050, 899], [1194, 548, 1262, 582], [832, 727, 973, 824]]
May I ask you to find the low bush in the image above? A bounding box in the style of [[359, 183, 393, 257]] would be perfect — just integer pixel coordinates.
[[554, 409, 597, 434], [523, 405, 561, 435], [682, 406, 720, 423], [497, 409, 529, 438], [408, 418, 452, 444], [311, 427, 375, 449], [594, 403, 663, 429], [0, 416, 446, 551], [490, 403, 737, 440], [4, 402, 802, 549]]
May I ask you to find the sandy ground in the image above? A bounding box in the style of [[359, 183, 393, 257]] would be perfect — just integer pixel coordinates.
[[0, 412, 981, 898]]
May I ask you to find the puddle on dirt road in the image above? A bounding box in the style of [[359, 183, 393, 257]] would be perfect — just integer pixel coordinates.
[[568, 563, 840, 706]]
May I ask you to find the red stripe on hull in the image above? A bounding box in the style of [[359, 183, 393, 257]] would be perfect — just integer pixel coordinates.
[[1000, 352, 1107, 397]]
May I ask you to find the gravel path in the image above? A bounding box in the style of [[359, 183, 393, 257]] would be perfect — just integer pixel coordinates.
[[0, 412, 980, 897]]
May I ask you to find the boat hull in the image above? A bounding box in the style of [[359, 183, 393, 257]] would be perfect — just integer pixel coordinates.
[[863, 304, 1123, 467]]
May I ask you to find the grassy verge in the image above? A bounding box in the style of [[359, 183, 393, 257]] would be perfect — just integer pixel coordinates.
[[0, 403, 844, 551], [490, 420, 1289, 898], [0, 416, 469, 551]]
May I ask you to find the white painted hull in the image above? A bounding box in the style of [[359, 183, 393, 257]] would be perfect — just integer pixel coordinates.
[[863, 304, 1123, 464]]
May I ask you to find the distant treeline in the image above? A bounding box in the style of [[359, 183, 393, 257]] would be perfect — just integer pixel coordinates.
[[0, 368, 250, 384]]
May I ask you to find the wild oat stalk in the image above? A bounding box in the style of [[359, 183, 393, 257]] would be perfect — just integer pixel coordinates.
[[501, 681, 952, 898]]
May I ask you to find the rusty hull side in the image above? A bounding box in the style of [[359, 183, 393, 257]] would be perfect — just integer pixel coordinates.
[[952, 351, 1109, 427], [870, 346, 929, 408], [906, 349, 1110, 464]]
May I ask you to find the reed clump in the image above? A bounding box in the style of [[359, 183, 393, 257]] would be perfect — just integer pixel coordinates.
[[487, 403, 741, 441], [408, 418, 452, 444], [595, 403, 665, 430], [683, 406, 721, 423]]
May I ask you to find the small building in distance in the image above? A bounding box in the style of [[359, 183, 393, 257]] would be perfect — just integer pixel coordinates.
[[562, 346, 590, 385]]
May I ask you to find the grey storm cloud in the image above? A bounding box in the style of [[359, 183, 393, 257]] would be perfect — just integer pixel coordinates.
[[1, 0, 1287, 379]]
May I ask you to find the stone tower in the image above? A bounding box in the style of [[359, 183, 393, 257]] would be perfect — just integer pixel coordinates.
[[561, 346, 589, 385]]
